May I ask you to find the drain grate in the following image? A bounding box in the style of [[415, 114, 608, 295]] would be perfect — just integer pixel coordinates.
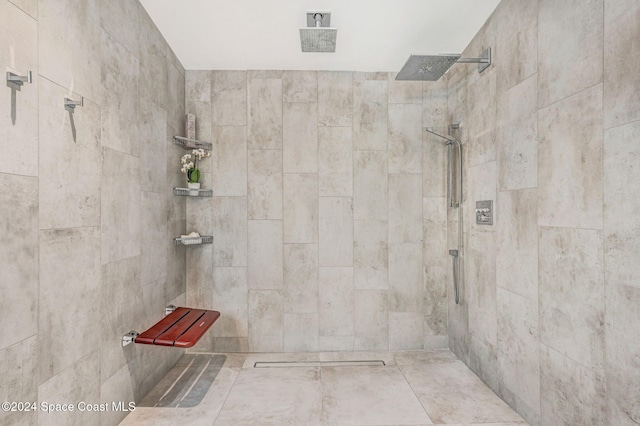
[[253, 360, 385, 368]]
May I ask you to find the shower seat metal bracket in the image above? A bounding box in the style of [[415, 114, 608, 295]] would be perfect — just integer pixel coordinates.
[[6, 71, 32, 89], [64, 96, 84, 112]]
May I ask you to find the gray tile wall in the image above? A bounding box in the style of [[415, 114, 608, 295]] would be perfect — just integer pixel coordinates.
[[185, 70, 449, 353], [447, 1, 640, 425], [0, 1, 186, 424]]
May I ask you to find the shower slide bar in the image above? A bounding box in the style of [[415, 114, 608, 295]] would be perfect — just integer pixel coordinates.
[[425, 125, 463, 305], [122, 305, 220, 348]]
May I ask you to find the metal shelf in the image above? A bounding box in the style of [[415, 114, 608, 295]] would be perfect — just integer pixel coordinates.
[[173, 236, 213, 246], [173, 187, 213, 197], [173, 136, 212, 151]]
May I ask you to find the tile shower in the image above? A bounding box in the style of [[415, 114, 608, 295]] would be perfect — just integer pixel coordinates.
[[1, 1, 639, 426]]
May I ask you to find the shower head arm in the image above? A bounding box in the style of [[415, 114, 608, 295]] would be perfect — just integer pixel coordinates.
[[456, 47, 491, 72], [425, 127, 458, 143]]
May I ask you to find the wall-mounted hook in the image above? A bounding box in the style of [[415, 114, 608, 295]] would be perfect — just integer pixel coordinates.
[[6, 71, 32, 88], [64, 96, 83, 112]]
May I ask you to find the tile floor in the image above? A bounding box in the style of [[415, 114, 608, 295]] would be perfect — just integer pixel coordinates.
[[120, 350, 528, 425]]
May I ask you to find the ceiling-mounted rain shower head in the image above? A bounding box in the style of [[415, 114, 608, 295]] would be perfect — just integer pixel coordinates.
[[300, 12, 337, 53], [396, 48, 492, 81]]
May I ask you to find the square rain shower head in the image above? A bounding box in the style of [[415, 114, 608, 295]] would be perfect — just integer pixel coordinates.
[[300, 28, 337, 52], [300, 11, 337, 53], [396, 54, 462, 81]]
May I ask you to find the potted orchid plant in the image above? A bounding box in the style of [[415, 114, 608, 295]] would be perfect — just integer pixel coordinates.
[[181, 148, 211, 190]]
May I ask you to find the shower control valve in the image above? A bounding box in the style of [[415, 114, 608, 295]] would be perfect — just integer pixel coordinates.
[[475, 200, 493, 225]]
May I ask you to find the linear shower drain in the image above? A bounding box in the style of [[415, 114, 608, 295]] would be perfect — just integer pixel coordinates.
[[253, 360, 386, 368]]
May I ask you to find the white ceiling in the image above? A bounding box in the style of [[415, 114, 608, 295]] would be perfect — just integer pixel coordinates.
[[139, 0, 501, 72]]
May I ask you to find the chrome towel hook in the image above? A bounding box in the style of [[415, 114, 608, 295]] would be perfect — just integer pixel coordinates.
[[64, 96, 83, 112], [6, 70, 32, 87]]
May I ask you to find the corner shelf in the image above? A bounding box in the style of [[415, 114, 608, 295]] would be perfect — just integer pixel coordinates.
[[174, 236, 214, 246], [173, 136, 212, 151], [173, 187, 213, 197]]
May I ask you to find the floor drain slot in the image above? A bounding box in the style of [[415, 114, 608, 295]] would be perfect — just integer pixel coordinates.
[[253, 360, 386, 368]]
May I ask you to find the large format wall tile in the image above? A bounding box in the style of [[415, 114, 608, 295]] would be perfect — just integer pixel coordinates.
[[185, 70, 211, 103], [537, 0, 603, 108], [212, 126, 247, 196], [0, 174, 38, 350], [318, 72, 353, 127], [422, 197, 447, 268], [100, 0, 139, 55], [604, 120, 640, 288], [604, 0, 640, 129], [248, 290, 283, 352], [284, 174, 318, 243], [248, 78, 282, 149], [283, 71, 317, 103], [389, 174, 422, 244], [354, 151, 388, 220], [8, 0, 36, 18], [139, 102, 167, 194], [212, 71, 247, 126], [539, 227, 604, 370], [538, 84, 603, 229], [248, 149, 283, 220], [354, 290, 388, 351], [495, 0, 538, 93], [354, 220, 388, 290], [538, 0, 604, 107], [100, 256, 142, 383], [0, 336, 37, 425], [101, 147, 142, 264], [39, 227, 101, 383], [388, 243, 423, 312], [497, 288, 540, 422], [137, 5, 168, 107], [466, 72, 497, 167], [497, 75, 537, 191], [212, 197, 248, 266], [353, 80, 387, 151], [388, 73, 422, 104], [39, 78, 101, 230], [38, 351, 101, 426], [319, 197, 353, 266], [284, 313, 319, 352], [212, 267, 248, 338], [140, 192, 167, 285], [100, 30, 140, 156], [467, 230, 497, 347], [422, 131, 446, 198], [319, 267, 354, 338], [39, 0, 101, 101], [319, 127, 352, 196], [388, 104, 422, 174], [540, 344, 607, 426], [284, 244, 318, 314], [389, 312, 424, 350], [283, 102, 318, 173], [248, 220, 283, 290], [0, 1, 38, 177], [496, 189, 538, 301], [605, 283, 640, 425]]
